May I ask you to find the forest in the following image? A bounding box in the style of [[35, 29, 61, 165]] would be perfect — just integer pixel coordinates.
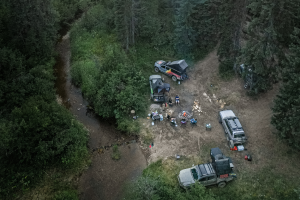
[[0, 0, 300, 199]]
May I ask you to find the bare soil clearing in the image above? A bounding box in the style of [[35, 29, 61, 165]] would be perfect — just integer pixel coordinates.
[[140, 49, 300, 179]]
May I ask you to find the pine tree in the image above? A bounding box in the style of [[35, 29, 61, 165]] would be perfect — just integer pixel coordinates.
[[114, 0, 139, 50], [4, 0, 58, 63], [239, 0, 299, 93], [271, 28, 300, 150], [173, 0, 200, 56]]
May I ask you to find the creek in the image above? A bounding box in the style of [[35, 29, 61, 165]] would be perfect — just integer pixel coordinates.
[[53, 25, 147, 200]]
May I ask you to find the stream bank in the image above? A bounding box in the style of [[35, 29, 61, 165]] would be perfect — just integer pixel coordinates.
[[54, 28, 147, 200]]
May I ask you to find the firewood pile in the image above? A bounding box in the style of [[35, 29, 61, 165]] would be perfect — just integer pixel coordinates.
[[192, 100, 202, 113]]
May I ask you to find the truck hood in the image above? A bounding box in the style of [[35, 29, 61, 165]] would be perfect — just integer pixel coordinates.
[[178, 168, 195, 187], [155, 60, 165, 66]]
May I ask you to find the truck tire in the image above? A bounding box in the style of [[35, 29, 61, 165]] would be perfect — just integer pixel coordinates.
[[155, 67, 159, 72], [172, 76, 177, 82], [218, 182, 226, 188]]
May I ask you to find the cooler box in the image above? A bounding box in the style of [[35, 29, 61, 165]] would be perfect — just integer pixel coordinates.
[[237, 145, 244, 151]]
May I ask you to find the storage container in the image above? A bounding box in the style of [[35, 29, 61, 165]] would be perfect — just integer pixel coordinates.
[[237, 145, 244, 151]]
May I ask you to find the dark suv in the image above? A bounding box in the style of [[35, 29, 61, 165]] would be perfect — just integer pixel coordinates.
[[154, 60, 189, 81], [149, 75, 170, 102]]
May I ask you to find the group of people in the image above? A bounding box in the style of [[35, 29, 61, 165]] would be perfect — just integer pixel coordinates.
[[165, 94, 197, 125]]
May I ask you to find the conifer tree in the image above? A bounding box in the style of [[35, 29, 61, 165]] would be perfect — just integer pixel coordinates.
[[4, 0, 58, 63], [271, 28, 300, 149], [239, 0, 299, 93], [174, 0, 200, 56], [114, 0, 139, 50]]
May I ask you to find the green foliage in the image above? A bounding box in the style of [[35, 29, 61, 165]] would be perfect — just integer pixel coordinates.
[[0, 96, 88, 197], [219, 59, 234, 80], [174, 0, 198, 57], [271, 28, 300, 150], [192, 0, 219, 53], [54, 190, 79, 200], [125, 160, 218, 200], [238, 0, 300, 94], [211, 168, 298, 200], [111, 145, 121, 160], [0, 1, 91, 198], [71, 12, 163, 133], [53, 0, 92, 22], [2, 0, 59, 64]]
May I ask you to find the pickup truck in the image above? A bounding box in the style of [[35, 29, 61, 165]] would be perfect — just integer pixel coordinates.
[[219, 110, 247, 146], [178, 148, 236, 188]]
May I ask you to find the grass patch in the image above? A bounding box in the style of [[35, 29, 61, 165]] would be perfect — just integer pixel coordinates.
[[53, 189, 79, 200], [140, 128, 154, 145], [112, 145, 121, 160], [124, 158, 218, 200], [131, 155, 299, 200]]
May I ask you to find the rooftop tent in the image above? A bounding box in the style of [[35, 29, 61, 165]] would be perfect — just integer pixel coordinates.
[[167, 60, 188, 73], [152, 78, 170, 93], [157, 83, 170, 93], [210, 147, 223, 163], [213, 158, 232, 175]]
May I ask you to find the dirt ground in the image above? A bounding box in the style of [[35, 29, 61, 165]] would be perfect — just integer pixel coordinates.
[[140, 49, 300, 177]]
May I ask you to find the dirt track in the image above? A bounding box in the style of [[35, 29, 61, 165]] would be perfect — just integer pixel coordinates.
[[140, 49, 300, 177]]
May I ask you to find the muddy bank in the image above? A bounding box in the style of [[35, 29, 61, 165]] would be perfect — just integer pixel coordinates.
[[54, 30, 147, 200]]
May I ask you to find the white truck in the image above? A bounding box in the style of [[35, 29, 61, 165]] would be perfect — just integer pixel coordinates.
[[219, 110, 247, 146]]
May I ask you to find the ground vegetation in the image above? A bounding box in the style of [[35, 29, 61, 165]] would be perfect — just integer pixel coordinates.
[[0, 0, 92, 198]]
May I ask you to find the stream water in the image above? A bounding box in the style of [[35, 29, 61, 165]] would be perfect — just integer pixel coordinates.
[[54, 28, 147, 200]]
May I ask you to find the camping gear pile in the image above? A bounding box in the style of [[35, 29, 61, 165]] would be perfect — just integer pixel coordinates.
[[151, 110, 163, 121]]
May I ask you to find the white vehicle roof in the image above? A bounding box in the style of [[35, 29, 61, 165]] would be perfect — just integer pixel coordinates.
[[220, 110, 236, 119], [149, 75, 161, 81]]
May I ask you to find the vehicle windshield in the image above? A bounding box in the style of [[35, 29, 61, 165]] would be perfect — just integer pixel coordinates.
[[191, 168, 198, 180], [234, 133, 245, 138]]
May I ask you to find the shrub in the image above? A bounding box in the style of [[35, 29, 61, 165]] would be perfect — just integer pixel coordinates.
[[112, 145, 121, 160]]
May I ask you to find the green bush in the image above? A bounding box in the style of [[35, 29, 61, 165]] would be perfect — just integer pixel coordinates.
[[125, 160, 218, 200], [112, 145, 121, 160], [219, 59, 234, 80], [54, 190, 79, 200]]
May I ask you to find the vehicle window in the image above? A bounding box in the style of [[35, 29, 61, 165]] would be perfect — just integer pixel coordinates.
[[161, 65, 165, 69], [166, 67, 170, 70], [234, 134, 245, 138], [207, 176, 215, 180], [199, 177, 207, 182], [191, 169, 198, 180]]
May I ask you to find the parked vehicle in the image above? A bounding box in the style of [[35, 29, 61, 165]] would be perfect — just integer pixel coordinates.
[[154, 60, 189, 81], [219, 110, 247, 146], [178, 148, 235, 188], [149, 75, 170, 102]]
